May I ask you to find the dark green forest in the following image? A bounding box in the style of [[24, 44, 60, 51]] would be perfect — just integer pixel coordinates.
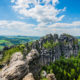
[[41, 52, 80, 80]]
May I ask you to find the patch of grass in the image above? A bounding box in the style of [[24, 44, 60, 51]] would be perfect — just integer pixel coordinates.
[[78, 39, 80, 42], [0, 46, 4, 51]]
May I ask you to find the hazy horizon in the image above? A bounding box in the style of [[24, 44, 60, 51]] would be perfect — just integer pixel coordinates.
[[0, 33, 80, 37]]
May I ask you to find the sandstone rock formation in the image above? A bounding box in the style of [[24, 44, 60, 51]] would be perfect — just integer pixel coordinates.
[[26, 49, 41, 79], [46, 73, 56, 80], [25, 33, 79, 65], [26, 49, 39, 63], [23, 73, 35, 80], [0, 49, 40, 80], [1, 52, 28, 80]]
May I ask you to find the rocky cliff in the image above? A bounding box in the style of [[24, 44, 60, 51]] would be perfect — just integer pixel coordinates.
[[25, 33, 79, 65], [0, 49, 40, 80]]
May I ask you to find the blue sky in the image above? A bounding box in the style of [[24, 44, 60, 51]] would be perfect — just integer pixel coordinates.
[[0, 0, 80, 36]]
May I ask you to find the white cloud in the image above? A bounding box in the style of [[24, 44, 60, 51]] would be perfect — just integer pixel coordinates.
[[11, 0, 65, 24], [0, 20, 80, 36], [52, 0, 59, 6], [0, 20, 37, 36], [49, 21, 80, 28], [11, 0, 15, 3], [35, 21, 80, 36]]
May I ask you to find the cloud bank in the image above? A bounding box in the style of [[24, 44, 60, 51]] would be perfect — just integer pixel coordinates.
[[0, 20, 80, 36]]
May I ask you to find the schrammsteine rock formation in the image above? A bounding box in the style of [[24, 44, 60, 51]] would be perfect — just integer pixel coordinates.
[[25, 33, 79, 65]]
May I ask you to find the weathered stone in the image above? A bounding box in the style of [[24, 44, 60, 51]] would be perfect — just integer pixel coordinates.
[[23, 73, 35, 80], [0, 49, 40, 80], [38, 34, 79, 65], [26, 49, 39, 63], [1, 52, 29, 80], [46, 73, 56, 80], [10, 52, 23, 64], [26, 49, 41, 79]]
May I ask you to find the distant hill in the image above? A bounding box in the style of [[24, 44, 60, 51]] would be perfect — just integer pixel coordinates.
[[0, 36, 40, 51]]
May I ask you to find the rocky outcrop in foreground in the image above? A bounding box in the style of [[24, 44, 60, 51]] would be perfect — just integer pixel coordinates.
[[46, 73, 56, 80], [23, 73, 35, 80], [41, 70, 56, 80], [0, 49, 40, 80]]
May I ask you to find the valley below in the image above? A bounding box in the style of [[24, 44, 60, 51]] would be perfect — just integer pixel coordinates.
[[0, 36, 40, 51]]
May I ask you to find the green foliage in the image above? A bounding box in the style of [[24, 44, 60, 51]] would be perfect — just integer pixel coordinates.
[[43, 41, 59, 49], [73, 39, 78, 45], [0, 40, 13, 51], [0, 36, 40, 51], [77, 75, 80, 80], [41, 54, 80, 80], [28, 41, 33, 46], [0, 46, 4, 51], [78, 39, 80, 42], [0, 44, 25, 65], [40, 78, 48, 80], [43, 41, 53, 49]]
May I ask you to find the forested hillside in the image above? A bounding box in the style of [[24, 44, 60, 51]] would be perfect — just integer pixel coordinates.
[[41, 53, 80, 80], [0, 36, 40, 51]]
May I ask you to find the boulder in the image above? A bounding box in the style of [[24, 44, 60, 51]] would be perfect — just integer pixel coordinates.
[[23, 73, 35, 80], [26, 49, 39, 63], [10, 52, 23, 64], [46, 73, 56, 80], [0, 49, 40, 80], [41, 70, 47, 77], [1, 52, 29, 80]]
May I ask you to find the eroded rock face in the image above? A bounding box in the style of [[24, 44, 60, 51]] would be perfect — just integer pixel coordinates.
[[10, 52, 23, 64], [1, 52, 28, 80], [25, 34, 79, 65], [46, 73, 56, 80], [23, 73, 35, 80], [26, 49, 41, 79], [2, 61, 28, 80], [0, 49, 40, 80], [26, 49, 39, 63]]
